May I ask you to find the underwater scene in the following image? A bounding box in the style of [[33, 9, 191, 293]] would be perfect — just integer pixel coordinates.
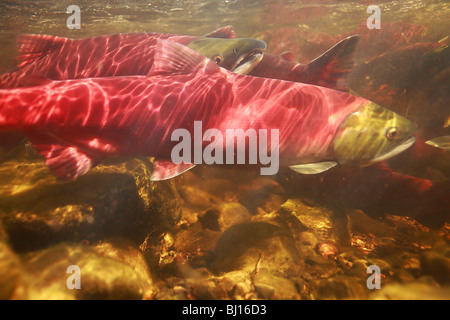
[[0, 0, 449, 301]]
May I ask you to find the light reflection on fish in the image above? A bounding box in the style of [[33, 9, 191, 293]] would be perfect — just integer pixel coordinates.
[[0, 26, 266, 89], [0, 40, 417, 181]]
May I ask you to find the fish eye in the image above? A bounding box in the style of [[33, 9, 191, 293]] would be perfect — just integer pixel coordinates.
[[386, 127, 399, 140], [212, 55, 223, 65]]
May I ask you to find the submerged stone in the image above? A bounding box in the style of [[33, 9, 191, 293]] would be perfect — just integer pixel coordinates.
[[0, 159, 181, 251], [0, 237, 24, 299], [19, 242, 153, 300]]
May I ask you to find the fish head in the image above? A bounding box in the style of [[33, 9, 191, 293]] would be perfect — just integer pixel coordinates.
[[187, 38, 267, 74], [333, 102, 417, 166]]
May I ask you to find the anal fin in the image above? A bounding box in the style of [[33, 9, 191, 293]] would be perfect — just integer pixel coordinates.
[[31, 138, 101, 181], [151, 160, 196, 181]]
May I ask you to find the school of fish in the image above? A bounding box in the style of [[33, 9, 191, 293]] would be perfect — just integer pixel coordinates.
[[0, 27, 418, 183]]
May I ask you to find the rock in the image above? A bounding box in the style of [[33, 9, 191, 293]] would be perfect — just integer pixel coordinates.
[[178, 185, 219, 208], [198, 209, 221, 231], [346, 209, 393, 237], [0, 240, 24, 299], [420, 251, 450, 284], [92, 237, 153, 288], [277, 199, 334, 241], [19, 242, 152, 299], [298, 232, 318, 248], [252, 270, 300, 300], [173, 285, 189, 299], [315, 276, 368, 300], [367, 258, 392, 275], [238, 177, 285, 214], [254, 283, 275, 299], [187, 280, 218, 300], [216, 202, 252, 230], [0, 159, 181, 252], [370, 282, 450, 300], [232, 280, 253, 298], [207, 222, 294, 274], [316, 241, 339, 258], [393, 269, 416, 283], [201, 179, 236, 196], [350, 259, 369, 277], [173, 223, 218, 255]]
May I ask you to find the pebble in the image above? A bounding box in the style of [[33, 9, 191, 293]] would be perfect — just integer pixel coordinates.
[[316, 241, 339, 258], [254, 283, 275, 299]]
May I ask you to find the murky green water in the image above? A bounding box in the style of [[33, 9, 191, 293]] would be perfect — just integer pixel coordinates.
[[0, 0, 449, 300]]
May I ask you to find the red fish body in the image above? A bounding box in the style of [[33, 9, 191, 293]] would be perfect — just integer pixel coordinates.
[[0, 33, 191, 89], [0, 40, 368, 181], [0, 27, 239, 89]]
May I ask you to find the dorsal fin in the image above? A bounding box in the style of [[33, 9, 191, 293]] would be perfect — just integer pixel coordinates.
[[306, 35, 360, 91], [150, 39, 220, 75], [16, 34, 70, 67], [203, 26, 237, 39]]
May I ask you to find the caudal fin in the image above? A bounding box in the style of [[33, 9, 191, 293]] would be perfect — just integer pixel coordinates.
[[306, 35, 360, 91]]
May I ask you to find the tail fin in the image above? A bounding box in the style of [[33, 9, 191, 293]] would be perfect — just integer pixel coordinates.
[[306, 35, 360, 91]]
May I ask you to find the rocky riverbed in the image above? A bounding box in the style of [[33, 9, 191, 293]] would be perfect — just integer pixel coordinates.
[[0, 158, 448, 300]]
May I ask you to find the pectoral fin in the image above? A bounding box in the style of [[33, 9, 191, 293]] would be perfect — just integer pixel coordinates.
[[425, 136, 450, 150], [289, 161, 337, 174], [151, 160, 196, 181]]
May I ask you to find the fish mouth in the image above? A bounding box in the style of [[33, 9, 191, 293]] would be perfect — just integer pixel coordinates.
[[370, 136, 416, 163], [232, 50, 264, 75]]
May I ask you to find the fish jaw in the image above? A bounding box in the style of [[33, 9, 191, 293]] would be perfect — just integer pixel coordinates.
[[232, 50, 264, 74], [370, 136, 416, 163]]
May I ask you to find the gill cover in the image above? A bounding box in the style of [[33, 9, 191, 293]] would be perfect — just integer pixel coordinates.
[[187, 38, 267, 73], [333, 102, 417, 166]]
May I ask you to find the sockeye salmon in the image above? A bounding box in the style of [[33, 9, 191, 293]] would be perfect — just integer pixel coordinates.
[[0, 40, 417, 181], [0, 26, 266, 89]]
